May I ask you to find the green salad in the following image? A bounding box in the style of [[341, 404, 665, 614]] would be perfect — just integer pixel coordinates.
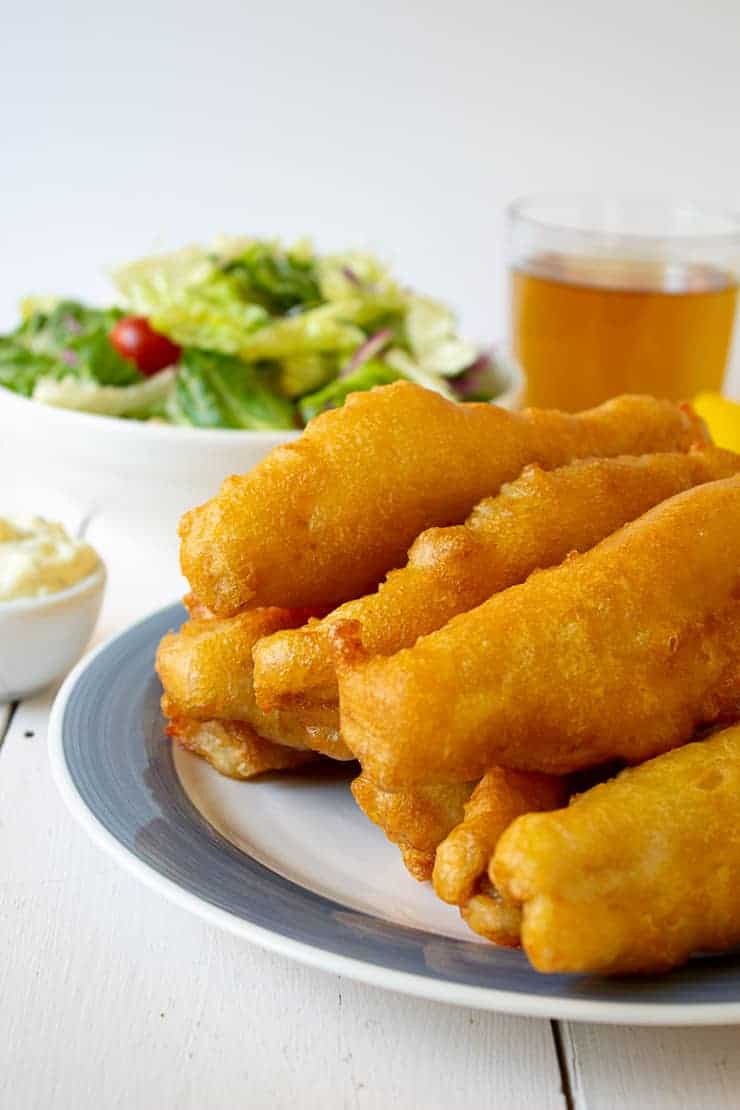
[[0, 238, 504, 429]]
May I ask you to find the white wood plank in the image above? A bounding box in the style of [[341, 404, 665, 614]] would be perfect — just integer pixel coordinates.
[[563, 1022, 740, 1110], [0, 690, 565, 1110]]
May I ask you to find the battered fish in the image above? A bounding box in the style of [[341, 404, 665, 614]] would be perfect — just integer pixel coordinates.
[[163, 698, 318, 779], [180, 384, 705, 614], [460, 881, 523, 949], [253, 447, 738, 710], [336, 476, 740, 786], [493, 723, 740, 975], [156, 609, 352, 761], [351, 773, 475, 881], [433, 767, 567, 905]]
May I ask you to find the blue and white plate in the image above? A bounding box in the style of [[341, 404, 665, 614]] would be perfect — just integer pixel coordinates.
[[50, 603, 740, 1025]]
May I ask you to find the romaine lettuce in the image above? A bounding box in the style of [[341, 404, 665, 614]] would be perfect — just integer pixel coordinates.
[[0, 300, 141, 397], [0, 343, 56, 397], [276, 352, 337, 398], [112, 246, 214, 316], [317, 250, 402, 303], [237, 303, 364, 360], [383, 348, 457, 400], [113, 250, 269, 356], [167, 349, 296, 430], [220, 242, 321, 314], [298, 360, 400, 424], [2, 238, 491, 429]]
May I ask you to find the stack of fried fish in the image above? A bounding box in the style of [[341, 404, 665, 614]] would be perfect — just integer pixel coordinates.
[[157, 382, 740, 977]]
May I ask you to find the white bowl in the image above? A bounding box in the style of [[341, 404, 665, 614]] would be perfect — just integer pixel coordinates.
[[0, 564, 106, 700], [0, 389, 299, 585]]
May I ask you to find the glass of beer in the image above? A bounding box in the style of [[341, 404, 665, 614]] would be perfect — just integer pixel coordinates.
[[508, 195, 740, 411]]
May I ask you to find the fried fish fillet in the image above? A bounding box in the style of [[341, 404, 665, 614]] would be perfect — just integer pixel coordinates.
[[163, 698, 318, 779], [460, 881, 523, 949], [433, 768, 567, 905], [336, 476, 740, 787], [494, 723, 740, 975], [253, 447, 738, 711], [351, 773, 476, 881], [180, 383, 706, 615], [182, 593, 218, 619], [156, 608, 353, 761]]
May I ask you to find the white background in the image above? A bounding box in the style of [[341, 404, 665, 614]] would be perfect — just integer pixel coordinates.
[[2, 0, 740, 387]]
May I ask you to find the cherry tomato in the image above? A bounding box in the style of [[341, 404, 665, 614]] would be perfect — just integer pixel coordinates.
[[110, 316, 181, 376]]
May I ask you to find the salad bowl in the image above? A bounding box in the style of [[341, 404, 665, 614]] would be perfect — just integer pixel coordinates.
[[0, 388, 298, 583], [0, 237, 516, 582]]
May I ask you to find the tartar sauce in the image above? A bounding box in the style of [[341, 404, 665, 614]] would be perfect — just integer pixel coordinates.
[[0, 516, 99, 602]]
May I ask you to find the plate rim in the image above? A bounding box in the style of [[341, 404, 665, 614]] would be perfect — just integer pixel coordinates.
[[48, 606, 740, 1027]]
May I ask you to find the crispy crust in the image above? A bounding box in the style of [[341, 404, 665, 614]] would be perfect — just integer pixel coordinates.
[[163, 697, 318, 780], [460, 880, 522, 948], [156, 608, 352, 760], [351, 773, 475, 881], [253, 446, 739, 711], [180, 384, 706, 615], [494, 724, 740, 975], [337, 477, 740, 786], [433, 767, 567, 906]]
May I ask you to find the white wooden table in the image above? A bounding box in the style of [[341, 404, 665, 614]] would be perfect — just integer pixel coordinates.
[[2, 523, 740, 1110]]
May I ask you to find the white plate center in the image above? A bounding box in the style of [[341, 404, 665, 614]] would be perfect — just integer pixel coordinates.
[[175, 749, 482, 942]]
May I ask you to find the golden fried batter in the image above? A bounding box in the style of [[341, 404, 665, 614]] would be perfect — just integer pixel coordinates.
[[351, 773, 475, 881], [460, 880, 523, 948], [336, 477, 740, 786], [433, 767, 567, 905], [163, 698, 317, 779], [253, 447, 738, 710], [494, 723, 740, 975], [156, 609, 352, 760], [182, 593, 216, 619], [180, 384, 706, 615]]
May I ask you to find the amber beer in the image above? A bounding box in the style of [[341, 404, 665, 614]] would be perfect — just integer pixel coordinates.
[[512, 254, 738, 412]]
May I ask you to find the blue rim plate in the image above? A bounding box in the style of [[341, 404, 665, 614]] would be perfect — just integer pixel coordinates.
[[49, 603, 740, 1025]]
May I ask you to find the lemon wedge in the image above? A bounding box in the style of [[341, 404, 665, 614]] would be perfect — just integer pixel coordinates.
[[693, 393, 740, 452]]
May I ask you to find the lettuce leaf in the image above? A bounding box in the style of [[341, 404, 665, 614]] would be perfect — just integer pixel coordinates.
[[0, 342, 56, 397], [114, 241, 324, 356], [33, 369, 176, 418], [319, 258, 475, 378], [404, 296, 477, 377], [0, 300, 141, 398], [219, 242, 321, 313], [317, 250, 402, 303], [112, 246, 214, 315], [276, 352, 337, 398], [113, 250, 269, 355], [149, 276, 269, 354], [383, 348, 457, 399], [167, 349, 295, 430], [298, 360, 400, 424], [237, 303, 364, 360], [19, 300, 138, 385]]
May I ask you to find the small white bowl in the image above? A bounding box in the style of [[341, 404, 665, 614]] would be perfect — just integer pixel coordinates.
[[0, 564, 106, 701]]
